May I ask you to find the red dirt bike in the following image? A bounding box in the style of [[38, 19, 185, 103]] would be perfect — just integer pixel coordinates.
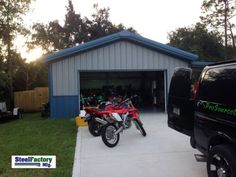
[[83, 96, 124, 136], [99, 96, 146, 147], [83, 104, 112, 136]]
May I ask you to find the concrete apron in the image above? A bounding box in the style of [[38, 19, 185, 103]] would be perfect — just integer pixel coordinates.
[[72, 113, 207, 177]]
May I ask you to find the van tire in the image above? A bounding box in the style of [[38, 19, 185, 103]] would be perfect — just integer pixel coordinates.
[[207, 145, 236, 177]]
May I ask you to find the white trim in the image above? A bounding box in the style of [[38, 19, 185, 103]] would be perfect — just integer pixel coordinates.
[[164, 70, 167, 112], [77, 71, 80, 114]]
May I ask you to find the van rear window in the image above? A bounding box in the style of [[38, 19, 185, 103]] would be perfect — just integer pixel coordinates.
[[169, 68, 191, 99], [198, 65, 236, 106]]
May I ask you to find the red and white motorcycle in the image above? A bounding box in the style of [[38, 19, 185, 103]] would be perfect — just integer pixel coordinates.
[[99, 96, 146, 147]]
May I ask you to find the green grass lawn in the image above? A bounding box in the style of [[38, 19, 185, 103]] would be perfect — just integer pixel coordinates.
[[0, 113, 77, 177]]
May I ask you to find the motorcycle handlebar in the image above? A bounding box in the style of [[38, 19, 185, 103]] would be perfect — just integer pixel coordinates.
[[117, 94, 138, 106]]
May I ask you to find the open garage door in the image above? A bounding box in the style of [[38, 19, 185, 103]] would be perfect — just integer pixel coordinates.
[[79, 71, 166, 111]]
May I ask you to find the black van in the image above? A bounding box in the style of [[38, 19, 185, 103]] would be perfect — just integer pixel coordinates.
[[168, 60, 236, 177]]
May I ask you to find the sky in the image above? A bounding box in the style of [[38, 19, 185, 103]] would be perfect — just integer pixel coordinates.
[[20, 0, 204, 61]]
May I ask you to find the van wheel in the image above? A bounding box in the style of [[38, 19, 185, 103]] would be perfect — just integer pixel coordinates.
[[207, 145, 236, 177]]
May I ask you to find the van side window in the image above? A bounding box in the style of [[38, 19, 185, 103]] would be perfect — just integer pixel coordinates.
[[198, 65, 236, 106]]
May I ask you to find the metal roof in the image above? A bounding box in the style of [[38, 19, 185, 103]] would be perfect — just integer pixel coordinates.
[[191, 61, 214, 68], [42, 31, 198, 63]]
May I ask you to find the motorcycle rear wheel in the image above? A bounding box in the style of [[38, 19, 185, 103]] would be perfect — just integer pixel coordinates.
[[133, 119, 147, 136], [88, 118, 102, 137], [101, 123, 120, 148]]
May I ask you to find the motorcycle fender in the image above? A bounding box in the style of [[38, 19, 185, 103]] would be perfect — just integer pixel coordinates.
[[111, 113, 122, 122], [83, 114, 91, 121], [133, 112, 139, 119]]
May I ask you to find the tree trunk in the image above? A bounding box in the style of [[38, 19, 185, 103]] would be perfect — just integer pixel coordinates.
[[26, 69, 29, 90], [7, 37, 13, 108], [6, 3, 13, 109], [228, 22, 235, 48], [224, 0, 228, 60]]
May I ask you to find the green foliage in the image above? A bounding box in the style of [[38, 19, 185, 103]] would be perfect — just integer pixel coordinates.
[[0, 0, 48, 104], [169, 0, 236, 61], [200, 0, 236, 49], [168, 23, 225, 61], [0, 0, 33, 105], [64, 0, 88, 47], [13, 60, 48, 91], [0, 0, 31, 43], [201, 0, 236, 28], [88, 4, 136, 41], [29, 1, 136, 52]]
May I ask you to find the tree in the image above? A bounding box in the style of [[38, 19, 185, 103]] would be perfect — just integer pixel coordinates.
[[29, 1, 136, 52], [0, 49, 8, 100], [64, 0, 89, 47], [29, 1, 87, 52], [168, 23, 224, 61], [87, 4, 136, 41], [13, 59, 48, 91], [201, 0, 236, 59], [0, 0, 32, 106], [29, 21, 66, 52], [88, 4, 120, 40]]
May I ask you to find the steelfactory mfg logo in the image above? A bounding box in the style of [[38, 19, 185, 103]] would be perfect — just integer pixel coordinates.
[[11, 155, 56, 168]]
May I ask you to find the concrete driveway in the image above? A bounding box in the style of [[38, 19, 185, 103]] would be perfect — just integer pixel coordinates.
[[72, 113, 208, 177]]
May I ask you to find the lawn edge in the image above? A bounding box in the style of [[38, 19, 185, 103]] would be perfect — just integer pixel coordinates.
[[72, 127, 81, 177]]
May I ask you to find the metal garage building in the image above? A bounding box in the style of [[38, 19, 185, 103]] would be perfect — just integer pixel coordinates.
[[42, 31, 198, 118]]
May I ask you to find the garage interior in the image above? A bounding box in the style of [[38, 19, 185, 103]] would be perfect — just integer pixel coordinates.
[[80, 71, 166, 111]]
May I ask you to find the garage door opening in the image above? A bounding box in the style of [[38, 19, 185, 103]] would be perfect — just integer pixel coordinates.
[[80, 71, 166, 111]]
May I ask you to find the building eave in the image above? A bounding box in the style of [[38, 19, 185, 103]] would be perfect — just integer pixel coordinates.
[[41, 31, 198, 63]]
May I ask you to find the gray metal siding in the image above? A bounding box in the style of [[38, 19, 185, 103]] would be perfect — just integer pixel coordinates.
[[51, 41, 189, 96]]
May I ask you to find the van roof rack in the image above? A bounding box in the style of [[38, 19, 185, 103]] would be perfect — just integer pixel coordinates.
[[208, 59, 236, 66]]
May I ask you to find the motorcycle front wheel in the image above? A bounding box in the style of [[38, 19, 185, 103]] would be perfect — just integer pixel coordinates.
[[133, 119, 147, 136], [101, 123, 120, 148]]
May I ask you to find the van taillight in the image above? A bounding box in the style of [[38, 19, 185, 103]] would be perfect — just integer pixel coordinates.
[[193, 81, 199, 99]]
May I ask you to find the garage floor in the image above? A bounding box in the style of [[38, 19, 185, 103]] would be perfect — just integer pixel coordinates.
[[72, 113, 208, 177]]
